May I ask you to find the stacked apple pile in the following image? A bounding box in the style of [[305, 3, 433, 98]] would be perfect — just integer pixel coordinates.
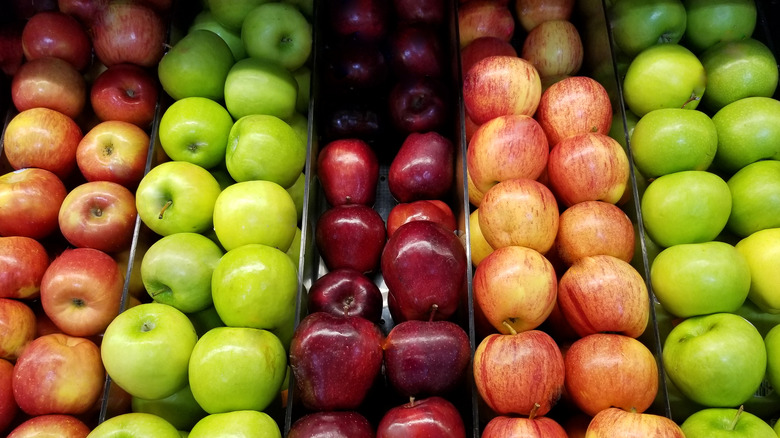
[[0, 1, 172, 435], [608, 0, 780, 434]]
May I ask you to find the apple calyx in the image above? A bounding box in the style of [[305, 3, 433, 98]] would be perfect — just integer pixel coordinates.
[[528, 402, 541, 420], [72, 297, 86, 308], [342, 296, 355, 315], [141, 321, 155, 332], [158, 200, 173, 219], [91, 206, 105, 218], [729, 405, 745, 431], [501, 320, 518, 335]]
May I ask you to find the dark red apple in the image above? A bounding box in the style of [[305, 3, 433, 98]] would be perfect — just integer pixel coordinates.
[[323, 100, 386, 142], [0, 168, 67, 240], [0, 21, 25, 77], [315, 204, 386, 274], [90, 62, 159, 128], [376, 396, 466, 438], [327, 0, 390, 42], [289, 411, 374, 438], [57, 0, 107, 24], [388, 131, 454, 203], [388, 76, 450, 134], [389, 23, 445, 78], [386, 199, 457, 237], [317, 138, 380, 207], [89, 1, 166, 68], [392, 0, 447, 25], [324, 37, 388, 92], [21, 11, 92, 71], [0, 236, 51, 300], [308, 268, 383, 323]]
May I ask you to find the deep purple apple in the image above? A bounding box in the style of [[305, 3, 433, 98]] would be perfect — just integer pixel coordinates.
[[376, 396, 466, 438], [325, 37, 388, 92], [327, 0, 390, 42], [315, 204, 387, 274], [322, 100, 386, 143], [317, 138, 380, 207], [393, 0, 447, 25], [308, 268, 383, 323], [389, 23, 445, 79], [388, 131, 454, 203], [388, 76, 450, 134], [288, 410, 375, 438]]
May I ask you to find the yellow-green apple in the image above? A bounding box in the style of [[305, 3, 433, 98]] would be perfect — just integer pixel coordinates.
[[607, 0, 686, 57], [463, 55, 542, 125], [388, 131, 454, 202], [682, 0, 757, 53], [467, 114, 549, 195], [663, 312, 766, 407], [376, 396, 467, 438], [565, 333, 658, 416], [3, 107, 82, 180], [188, 10, 246, 61], [76, 120, 150, 188], [326, 0, 390, 42], [6, 414, 91, 438], [585, 407, 685, 437], [608, 108, 639, 151], [292, 65, 310, 113], [223, 57, 298, 120], [460, 36, 517, 75], [468, 209, 494, 266], [386, 199, 456, 237], [158, 29, 234, 101], [189, 410, 282, 438], [548, 132, 629, 206], [87, 412, 180, 438], [727, 160, 780, 237], [457, 0, 514, 48], [764, 324, 780, 397], [207, 0, 269, 31], [0, 358, 15, 432], [90, 2, 166, 68], [473, 330, 564, 416], [711, 96, 780, 174], [629, 108, 718, 178], [735, 227, 780, 313], [21, 10, 91, 71], [316, 203, 386, 274], [131, 384, 207, 432], [557, 255, 649, 338], [622, 43, 706, 117], [40, 247, 124, 337], [516, 0, 574, 31], [0, 168, 67, 240], [288, 411, 374, 438], [521, 20, 583, 79], [555, 200, 635, 266], [286, 172, 305, 223], [11, 56, 86, 118], [0, 298, 35, 360], [307, 268, 383, 322], [641, 170, 731, 247], [483, 411, 568, 438], [241, 2, 312, 71], [11, 333, 104, 415], [474, 245, 556, 334], [189, 326, 287, 413], [681, 406, 776, 438], [535, 76, 612, 147], [315, 137, 379, 206], [135, 161, 222, 236], [158, 97, 234, 170], [90, 62, 159, 129], [0, 236, 50, 299], [388, 76, 450, 134]]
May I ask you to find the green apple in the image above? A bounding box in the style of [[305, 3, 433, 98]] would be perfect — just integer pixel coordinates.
[[609, 109, 639, 151], [188, 326, 287, 413], [663, 312, 767, 407], [226, 114, 306, 187], [607, 0, 687, 57], [293, 66, 311, 114], [242, 2, 312, 71], [88, 412, 181, 438], [682, 0, 757, 53], [681, 406, 776, 437], [764, 324, 780, 397], [727, 160, 780, 237], [131, 384, 207, 431], [286, 111, 309, 147], [206, 0, 272, 31], [734, 299, 780, 338], [285, 226, 302, 269], [189, 410, 281, 438], [712, 96, 780, 174], [189, 10, 247, 61], [699, 38, 778, 112], [212, 180, 298, 251], [140, 232, 224, 314], [286, 172, 305, 224], [211, 243, 298, 330], [623, 43, 706, 117], [630, 108, 718, 178], [136, 161, 222, 236], [187, 305, 225, 338], [101, 303, 198, 400], [735, 227, 780, 313], [283, 0, 313, 18], [224, 57, 298, 121], [641, 170, 732, 247], [209, 161, 235, 191], [650, 241, 750, 318], [159, 97, 234, 170], [158, 29, 235, 101]]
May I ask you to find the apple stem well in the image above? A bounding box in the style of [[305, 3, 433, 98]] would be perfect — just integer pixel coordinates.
[[730, 405, 745, 431], [158, 200, 173, 219], [501, 320, 518, 336]]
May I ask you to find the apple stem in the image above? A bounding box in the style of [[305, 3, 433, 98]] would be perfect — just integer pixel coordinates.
[[429, 304, 439, 322], [501, 320, 517, 335], [158, 200, 173, 220], [529, 403, 540, 420], [409, 396, 416, 407], [681, 93, 700, 109], [729, 405, 744, 431]]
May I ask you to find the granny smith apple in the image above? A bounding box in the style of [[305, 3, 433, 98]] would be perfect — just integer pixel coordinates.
[[132, 384, 207, 431], [623, 43, 706, 117], [209, 162, 235, 191], [293, 66, 311, 114], [735, 227, 780, 313], [226, 114, 306, 187], [224, 57, 298, 120], [212, 180, 298, 251], [286, 111, 309, 147], [286, 226, 302, 269], [283, 0, 313, 18], [663, 312, 766, 407], [734, 300, 780, 338], [141, 232, 224, 314], [608, 0, 687, 57], [206, 0, 272, 31], [101, 303, 198, 400], [641, 170, 732, 247], [211, 243, 298, 330], [650, 241, 750, 318], [187, 305, 225, 338], [189, 10, 247, 61], [630, 108, 718, 178], [188, 327, 287, 413], [242, 2, 312, 71], [158, 29, 235, 101], [159, 97, 234, 170], [609, 109, 639, 151], [189, 410, 282, 438], [712, 97, 780, 174], [88, 412, 181, 438], [136, 161, 222, 236], [727, 160, 780, 237], [286, 172, 305, 224], [682, 0, 757, 53], [764, 324, 780, 398], [681, 407, 776, 438]]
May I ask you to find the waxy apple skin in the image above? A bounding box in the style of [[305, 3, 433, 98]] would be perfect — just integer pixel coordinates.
[[0, 236, 51, 299], [315, 203, 386, 274], [288, 411, 374, 438], [463, 55, 542, 125], [0, 168, 67, 240], [376, 396, 467, 438], [585, 407, 685, 437], [307, 268, 383, 322], [388, 131, 454, 203], [317, 138, 379, 207], [483, 414, 568, 438]]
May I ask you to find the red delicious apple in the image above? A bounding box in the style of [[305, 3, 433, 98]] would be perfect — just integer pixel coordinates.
[[382, 220, 467, 323], [90, 62, 159, 128], [0, 236, 50, 299], [377, 396, 466, 438], [0, 358, 17, 433], [482, 410, 568, 438], [289, 312, 384, 411], [388, 76, 450, 134], [322, 99, 386, 143], [11, 56, 86, 118], [386, 199, 457, 237], [3, 107, 83, 180], [515, 0, 575, 32], [389, 23, 445, 78], [463, 55, 542, 125], [317, 138, 379, 207], [57, 0, 107, 24], [535, 76, 612, 146], [39, 247, 125, 337], [315, 203, 386, 274], [12, 333, 104, 416], [0, 20, 25, 76], [288, 411, 374, 438], [21, 11, 92, 71], [0, 298, 36, 361], [7, 414, 91, 438], [458, 0, 515, 48], [460, 36, 517, 76], [393, 0, 446, 25], [521, 20, 583, 79], [0, 168, 67, 240], [76, 120, 151, 188], [89, 1, 166, 68], [555, 200, 635, 266], [388, 131, 454, 202], [327, 0, 390, 42], [557, 255, 650, 338], [307, 268, 383, 323], [473, 330, 565, 416], [585, 407, 685, 437], [324, 37, 388, 93], [546, 132, 630, 206]]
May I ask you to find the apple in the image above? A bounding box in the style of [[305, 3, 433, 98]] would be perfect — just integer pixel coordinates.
[[0, 168, 67, 240], [307, 268, 383, 322], [555, 200, 635, 266], [158, 97, 234, 170], [6, 414, 91, 438], [641, 170, 732, 247], [241, 2, 312, 71], [585, 407, 685, 437], [316, 203, 386, 274], [711, 96, 780, 174], [223, 56, 299, 121], [12, 333, 103, 415], [683, 0, 757, 53], [387, 199, 456, 237], [763, 323, 780, 395], [728, 161, 780, 237], [515, 0, 574, 32], [534, 76, 612, 147], [11, 56, 86, 118], [131, 384, 207, 431], [90, 1, 166, 67], [457, 0, 515, 48], [0, 20, 24, 77], [389, 23, 445, 79], [285, 173, 305, 225], [388, 131, 454, 202], [392, 0, 446, 25], [388, 76, 450, 134], [316, 138, 379, 207], [521, 20, 583, 79], [681, 406, 777, 438], [188, 410, 282, 438], [483, 411, 567, 438], [288, 411, 374, 438], [0, 298, 35, 361], [663, 312, 767, 407], [56, 0, 105, 24], [326, 0, 390, 42], [207, 0, 268, 31], [0, 358, 15, 432], [21, 11, 91, 71], [322, 37, 388, 93], [0, 236, 50, 299], [468, 209, 494, 266], [90, 62, 160, 129], [158, 29, 234, 101], [460, 36, 517, 75], [188, 10, 246, 61], [735, 227, 780, 313], [376, 396, 466, 438], [320, 99, 386, 141], [3, 107, 82, 180], [463, 55, 542, 125], [87, 412, 180, 438], [75, 120, 150, 188], [607, 0, 686, 57]]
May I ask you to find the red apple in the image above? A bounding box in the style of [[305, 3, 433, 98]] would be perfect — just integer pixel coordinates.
[[557, 255, 650, 338], [76, 120, 150, 188], [388, 76, 450, 134], [389, 23, 445, 78], [316, 138, 379, 207], [386, 199, 456, 237], [324, 38, 388, 93], [388, 131, 454, 202], [555, 200, 635, 266], [458, 0, 515, 48], [11, 56, 87, 119], [0, 298, 36, 361], [521, 20, 583, 79], [483, 409, 568, 438], [307, 268, 383, 323], [474, 330, 565, 416], [21, 11, 92, 71], [315, 204, 387, 274], [392, 0, 446, 25], [0, 168, 67, 240], [535, 76, 612, 146], [57, 0, 107, 24], [377, 396, 466, 438], [515, 0, 575, 32], [288, 411, 374, 438], [12, 333, 104, 416], [0, 358, 17, 433], [90, 63, 159, 128], [89, 1, 166, 68], [460, 36, 517, 76], [327, 0, 390, 42], [585, 407, 684, 437], [39, 247, 125, 337], [0, 20, 25, 76], [463, 55, 542, 125], [0, 236, 50, 300], [546, 132, 629, 206], [7, 414, 90, 438]]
